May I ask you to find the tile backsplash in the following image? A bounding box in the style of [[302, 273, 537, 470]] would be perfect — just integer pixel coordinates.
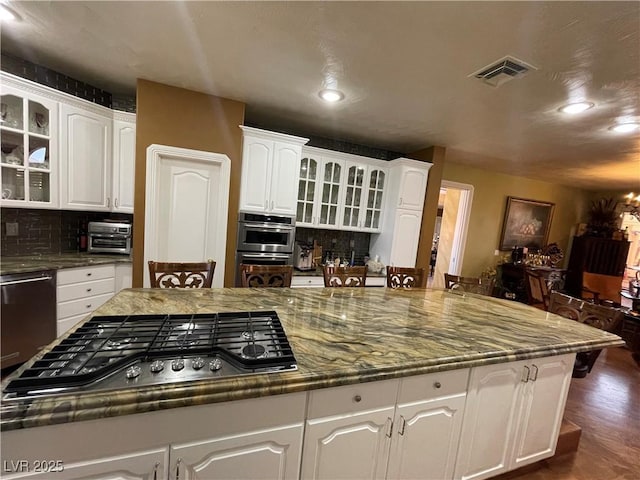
[[295, 227, 371, 266], [1, 208, 133, 256]]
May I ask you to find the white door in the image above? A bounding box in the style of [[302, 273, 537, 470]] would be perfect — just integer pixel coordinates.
[[269, 141, 301, 215], [112, 117, 136, 213], [301, 407, 393, 480], [454, 361, 525, 480], [60, 104, 111, 210], [1, 448, 167, 480], [389, 209, 422, 267], [170, 424, 303, 480], [144, 145, 230, 288], [239, 136, 272, 212], [510, 354, 573, 469], [387, 395, 466, 480]]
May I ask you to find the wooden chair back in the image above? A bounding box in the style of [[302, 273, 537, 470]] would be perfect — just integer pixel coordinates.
[[581, 272, 623, 306], [240, 264, 293, 288], [524, 269, 550, 310], [387, 267, 427, 289], [444, 273, 494, 296], [548, 291, 624, 376], [148, 260, 215, 288], [323, 265, 367, 287]]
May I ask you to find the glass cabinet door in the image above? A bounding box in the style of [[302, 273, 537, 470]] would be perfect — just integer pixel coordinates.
[[297, 156, 318, 225], [1, 90, 54, 205], [363, 169, 385, 229], [318, 161, 342, 227], [343, 164, 365, 228]]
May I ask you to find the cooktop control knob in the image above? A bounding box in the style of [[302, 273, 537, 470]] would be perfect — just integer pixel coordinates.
[[171, 359, 185, 371], [150, 360, 164, 373], [125, 365, 142, 379], [209, 358, 223, 371], [192, 357, 205, 370]]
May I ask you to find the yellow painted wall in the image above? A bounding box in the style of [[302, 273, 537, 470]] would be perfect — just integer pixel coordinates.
[[441, 162, 591, 277]]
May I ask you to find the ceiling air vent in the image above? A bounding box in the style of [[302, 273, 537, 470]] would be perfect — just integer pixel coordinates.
[[470, 56, 537, 87]]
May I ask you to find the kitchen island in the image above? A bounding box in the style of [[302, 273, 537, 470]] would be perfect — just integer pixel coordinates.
[[0, 288, 623, 480]]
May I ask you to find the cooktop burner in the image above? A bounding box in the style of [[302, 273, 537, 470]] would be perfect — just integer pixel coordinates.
[[4, 311, 297, 397]]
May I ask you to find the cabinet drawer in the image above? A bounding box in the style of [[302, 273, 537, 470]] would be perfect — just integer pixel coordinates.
[[57, 313, 88, 337], [57, 293, 114, 319], [58, 278, 115, 302], [57, 265, 115, 286], [291, 276, 324, 288], [308, 378, 399, 419], [398, 368, 469, 404]]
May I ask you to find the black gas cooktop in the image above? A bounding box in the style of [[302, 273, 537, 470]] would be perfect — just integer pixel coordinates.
[[4, 311, 297, 397]]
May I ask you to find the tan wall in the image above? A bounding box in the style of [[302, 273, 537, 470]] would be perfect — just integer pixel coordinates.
[[441, 162, 591, 277], [133, 79, 245, 287]]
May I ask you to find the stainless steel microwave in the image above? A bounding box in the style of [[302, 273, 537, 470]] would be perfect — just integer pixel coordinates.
[[88, 221, 132, 255]]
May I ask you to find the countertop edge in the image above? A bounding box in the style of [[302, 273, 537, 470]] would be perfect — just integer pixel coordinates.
[[1, 337, 624, 432]]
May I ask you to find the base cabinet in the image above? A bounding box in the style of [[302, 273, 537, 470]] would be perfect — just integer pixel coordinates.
[[453, 353, 574, 480]]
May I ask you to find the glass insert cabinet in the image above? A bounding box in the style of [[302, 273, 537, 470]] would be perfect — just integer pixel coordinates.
[[1, 86, 57, 207]]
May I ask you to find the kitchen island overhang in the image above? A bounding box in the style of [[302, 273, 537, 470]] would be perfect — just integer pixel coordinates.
[[0, 287, 624, 432]]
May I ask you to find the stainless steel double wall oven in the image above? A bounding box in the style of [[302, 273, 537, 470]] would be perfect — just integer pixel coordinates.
[[235, 212, 295, 286]]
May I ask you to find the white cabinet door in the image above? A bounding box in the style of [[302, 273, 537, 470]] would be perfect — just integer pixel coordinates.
[[60, 103, 112, 211], [112, 115, 136, 213], [301, 407, 394, 480], [240, 135, 272, 212], [296, 155, 320, 226], [510, 354, 573, 469], [315, 158, 344, 229], [387, 394, 466, 480], [1, 448, 167, 480], [269, 141, 301, 214], [454, 360, 524, 480], [397, 166, 428, 211], [0, 79, 59, 209], [389, 209, 422, 267], [170, 424, 303, 480], [361, 167, 387, 231], [342, 161, 368, 229]]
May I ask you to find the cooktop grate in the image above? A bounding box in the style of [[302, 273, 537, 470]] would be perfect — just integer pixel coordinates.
[[4, 311, 296, 395]]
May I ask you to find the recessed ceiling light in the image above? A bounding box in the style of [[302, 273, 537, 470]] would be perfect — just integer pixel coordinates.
[[0, 3, 21, 22], [318, 89, 344, 103], [609, 123, 640, 133], [558, 102, 594, 114]]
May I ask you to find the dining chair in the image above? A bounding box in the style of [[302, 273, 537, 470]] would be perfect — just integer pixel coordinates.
[[581, 272, 623, 306], [444, 273, 494, 296], [548, 291, 624, 377], [240, 264, 293, 288], [148, 260, 216, 288], [323, 265, 367, 287], [524, 269, 550, 310], [386, 266, 427, 289]]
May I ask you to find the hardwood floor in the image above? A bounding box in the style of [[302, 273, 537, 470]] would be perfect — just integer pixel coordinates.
[[503, 346, 640, 480]]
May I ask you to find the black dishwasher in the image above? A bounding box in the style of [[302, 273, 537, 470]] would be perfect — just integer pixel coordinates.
[[1, 270, 56, 369]]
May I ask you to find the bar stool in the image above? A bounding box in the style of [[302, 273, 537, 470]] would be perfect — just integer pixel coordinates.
[[148, 260, 216, 288], [387, 267, 427, 289], [240, 264, 293, 287], [323, 265, 367, 287]]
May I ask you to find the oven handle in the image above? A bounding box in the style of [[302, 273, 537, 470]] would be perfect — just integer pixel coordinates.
[[240, 253, 292, 260], [240, 222, 294, 231], [90, 233, 131, 238], [1, 276, 53, 286]]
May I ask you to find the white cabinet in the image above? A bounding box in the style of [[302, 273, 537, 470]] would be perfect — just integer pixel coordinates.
[[454, 353, 574, 480], [115, 263, 133, 291], [171, 424, 302, 480], [369, 159, 431, 267], [239, 126, 308, 215], [56, 264, 116, 337], [60, 103, 112, 211], [0, 76, 59, 209], [342, 161, 387, 232], [111, 113, 136, 213], [290, 275, 386, 288]]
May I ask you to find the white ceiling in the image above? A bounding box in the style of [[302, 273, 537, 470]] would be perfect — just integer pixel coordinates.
[[2, 1, 639, 191]]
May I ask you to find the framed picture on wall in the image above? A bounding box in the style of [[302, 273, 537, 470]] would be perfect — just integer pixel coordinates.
[[499, 196, 555, 250]]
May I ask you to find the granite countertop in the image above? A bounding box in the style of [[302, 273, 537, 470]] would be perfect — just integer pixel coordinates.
[[0, 253, 132, 275], [0, 287, 623, 431]]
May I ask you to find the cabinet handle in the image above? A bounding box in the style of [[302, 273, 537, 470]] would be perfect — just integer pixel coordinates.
[[152, 462, 159, 480], [385, 417, 393, 438], [87, 272, 92, 276], [433, 381, 442, 389], [399, 197, 403, 206], [107, 197, 111, 207], [115, 198, 119, 208], [175, 458, 182, 480], [271, 200, 274, 210], [530, 364, 539, 382], [521, 365, 530, 383], [87, 288, 92, 292], [398, 415, 406, 436], [353, 394, 362, 403], [86, 304, 92, 308]]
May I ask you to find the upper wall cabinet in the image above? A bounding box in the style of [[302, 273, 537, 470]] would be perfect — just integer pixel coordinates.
[[239, 126, 309, 215], [0, 80, 59, 209], [112, 113, 136, 213], [296, 146, 388, 233], [60, 103, 112, 211]]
